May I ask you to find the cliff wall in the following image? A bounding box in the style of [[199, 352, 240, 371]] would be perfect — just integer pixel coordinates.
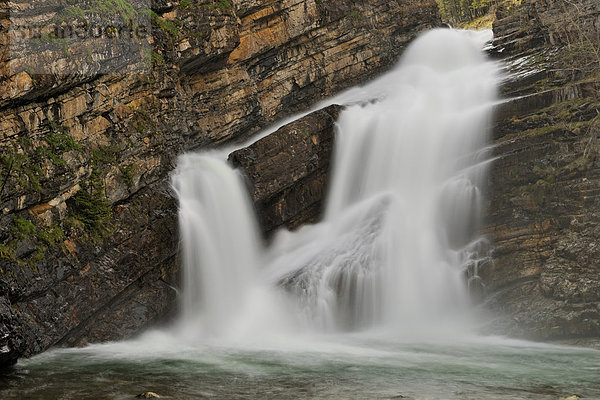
[[0, 0, 440, 367], [480, 0, 600, 342]]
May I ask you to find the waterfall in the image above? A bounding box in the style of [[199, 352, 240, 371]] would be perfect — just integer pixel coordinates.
[[172, 28, 499, 342], [171, 154, 291, 342]]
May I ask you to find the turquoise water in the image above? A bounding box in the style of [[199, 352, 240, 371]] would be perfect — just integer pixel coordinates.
[[1, 333, 598, 399]]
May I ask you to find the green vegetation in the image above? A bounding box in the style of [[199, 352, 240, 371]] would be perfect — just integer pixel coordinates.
[[205, 0, 232, 10], [349, 10, 363, 20], [66, 144, 118, 239], [32, 246, 47, 263], [91, 145, 120, 166], [0, 243, 15, 262], [179, 0, 193, 9], [60, 5, 85, 20], [131, 106, 154, 133], [38, 226, 65, 247], [0, 122, 81, 198], [145, 9, 180, 37], [37, 33, 69, 47], [436, 0, 497, 25], [120, 164, 135, 185], [0, 149, 42, 193], [45, 124, 80, 153], [13, 218, 36, 238], [142, 47, 165, 67], [69, 168, 111, 237], [69, 185, 112, 230], [91, 0, 138, 20], [455, 10, 495, 30], [0, 119, 143, 267], [1, 149, 39, 194], [41, 123, 81, 167], [32, 33, 70, 56], [436, 0, 521, 27], [56, 0, 138, 23], [0, 214, 67, 268]]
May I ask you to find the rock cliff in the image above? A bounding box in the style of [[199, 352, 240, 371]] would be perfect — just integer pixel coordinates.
[[481, 0, 600, 343], [0, 0, 440, 367]]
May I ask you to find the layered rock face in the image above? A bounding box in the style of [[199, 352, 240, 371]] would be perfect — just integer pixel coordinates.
[[481, 0, 600, 342], [0, 0, 440, 366]]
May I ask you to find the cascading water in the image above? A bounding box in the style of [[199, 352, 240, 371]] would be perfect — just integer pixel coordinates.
[[271, 29, 498, 333], [171, 154, 260, 337], [171, 28, 499, 341], [171, 153, 291, 342]]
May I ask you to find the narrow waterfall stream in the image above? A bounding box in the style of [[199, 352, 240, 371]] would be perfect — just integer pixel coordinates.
[[171, 154, 293, 343], [2, 29, 599, 400]]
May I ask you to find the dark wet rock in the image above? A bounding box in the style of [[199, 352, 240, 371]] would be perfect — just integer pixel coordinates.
[[481, 0, 600, 343], [136, 392, 160, 399], [0, 297, 25, 367], [229, 105, 341, 237]]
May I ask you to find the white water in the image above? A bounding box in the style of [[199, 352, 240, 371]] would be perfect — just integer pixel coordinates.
[[171, 154, 292, 342], [170, 28, 500, 342]]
